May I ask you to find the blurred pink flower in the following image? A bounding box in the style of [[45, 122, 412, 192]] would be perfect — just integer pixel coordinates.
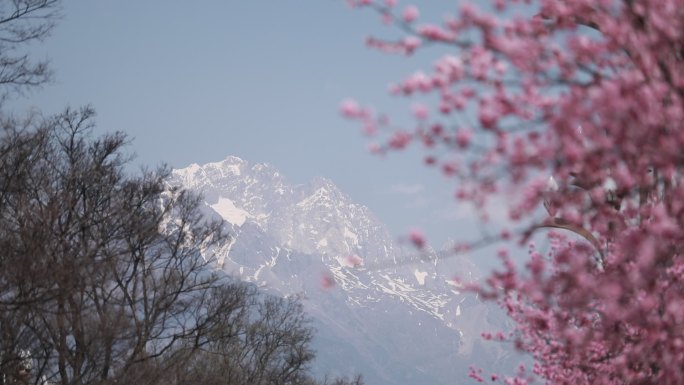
[[402, 5, 419, 23], [320, 274, 336, 289], [408, 228, 426, 248]]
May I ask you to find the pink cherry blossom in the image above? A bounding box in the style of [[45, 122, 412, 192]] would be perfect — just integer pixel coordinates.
[[320, 273, 336, 289], [388, 130, 411, 149], [417, 24, 455, 42], [412, 103, 428, 120], [402, 36, 421, 54], [339, 98, 361, 118], [408, 228, 426, 249], [401, 5, 419, 23], [345, 0, 684, 383], [455, 127, 472, 148], [345, 254, 365, 267]]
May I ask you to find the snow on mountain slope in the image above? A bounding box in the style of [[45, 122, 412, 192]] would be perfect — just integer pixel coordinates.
[[169, 156, 518, 385]]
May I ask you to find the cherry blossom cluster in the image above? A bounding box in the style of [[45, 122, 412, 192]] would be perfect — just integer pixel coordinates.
[[342, 0, 684, 383]]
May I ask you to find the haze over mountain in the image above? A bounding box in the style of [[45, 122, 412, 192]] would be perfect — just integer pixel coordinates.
[[169, 156, 518, 385]]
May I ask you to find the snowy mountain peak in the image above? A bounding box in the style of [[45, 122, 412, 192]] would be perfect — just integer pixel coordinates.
[[206, 155, 246, 174], [308, 175, 338, 190], [221, 155, 246, 164], [169, 157, 389, 258], [169, 156, 516, 385]]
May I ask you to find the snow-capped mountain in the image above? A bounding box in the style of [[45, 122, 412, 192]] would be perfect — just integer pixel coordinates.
[[169, 156, 517, 385]]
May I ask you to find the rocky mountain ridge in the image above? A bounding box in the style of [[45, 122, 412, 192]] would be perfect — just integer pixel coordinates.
[[169, 156, 517, 385]]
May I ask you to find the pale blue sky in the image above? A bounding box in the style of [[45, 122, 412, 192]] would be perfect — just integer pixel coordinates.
[[12, 1, 491, 249]]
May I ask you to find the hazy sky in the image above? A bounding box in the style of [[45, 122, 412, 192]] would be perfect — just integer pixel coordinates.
[[12, 1, 491, 249]]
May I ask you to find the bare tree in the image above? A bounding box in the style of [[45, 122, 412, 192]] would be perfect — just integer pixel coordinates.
[[0, 107, 237, 385], [169, 289, 365, 385], [319, 375, 364, 385], [170, 292, 316, 385], [0, 0, 60, 100], [0, 108, 364, 385]]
